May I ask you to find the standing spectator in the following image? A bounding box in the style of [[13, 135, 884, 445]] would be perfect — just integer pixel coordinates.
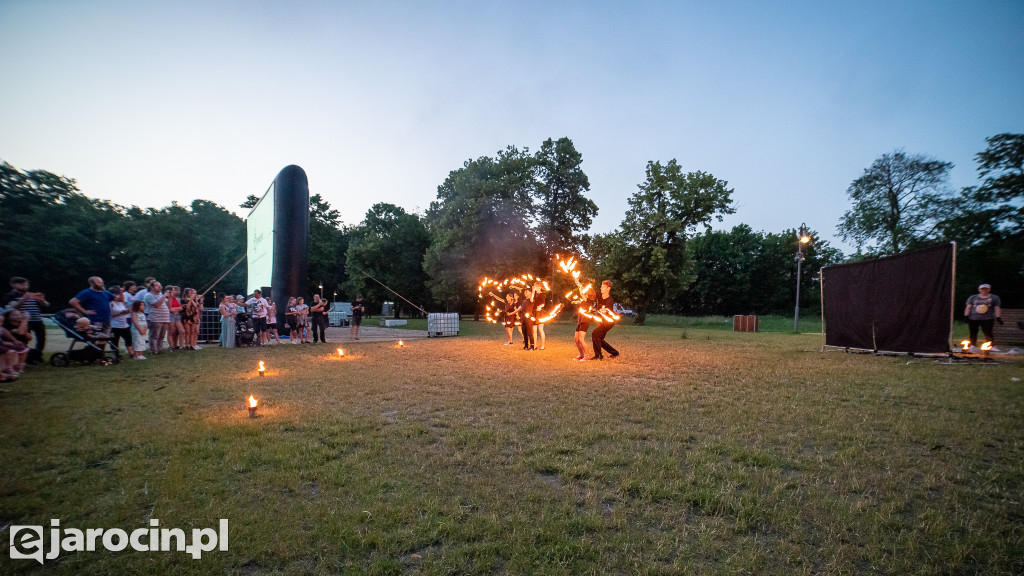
[[108, 287, 134, 359], [266, 298, 281, 344], [219, 295, 236, 348], [349, 295, 365, 340], [296, 297, 310, 343], [129, 300, 148, 360], [964, 283, 1003, 350], [122, 281, 138, 306], [69, 276, 114, 333], [167, 286, 184, 350], [286, 297, 299, 343], [143, 281, 171, 354], [246, 290, 269, 346], [181, 287, 201, 350], [4, 276, 49, 365], [310, 294, 329, 343]]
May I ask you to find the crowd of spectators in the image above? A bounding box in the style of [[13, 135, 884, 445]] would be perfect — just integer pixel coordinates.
[[1, 275, 343, 380]]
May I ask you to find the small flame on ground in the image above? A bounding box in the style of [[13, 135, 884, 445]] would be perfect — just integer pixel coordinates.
[[258, 360, 266, 373], [399, 340, 404, 347], [981, 341, 993, 351], [961, 340, 971, 351], [337, 348, 344, 356], [248, 395, 258, 408]]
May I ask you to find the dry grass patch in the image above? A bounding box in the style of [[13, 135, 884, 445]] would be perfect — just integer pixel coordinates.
[[1, 322, 1022, 575]]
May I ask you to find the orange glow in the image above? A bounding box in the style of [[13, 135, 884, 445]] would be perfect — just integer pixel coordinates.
[[248, 395, 258, 408], [337, 348, 345, 356], [258, 360, 266, 375], [800, 235, 811, 244], [981, 341, 993, 351], [961, 340, 971, 352], [399, 340, 404, 347]]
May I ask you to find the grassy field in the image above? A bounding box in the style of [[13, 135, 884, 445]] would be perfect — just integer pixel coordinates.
[[2, 321, 1022, 575]]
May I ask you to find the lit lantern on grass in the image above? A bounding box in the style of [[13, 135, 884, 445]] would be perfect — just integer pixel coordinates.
[[248, 395, 258, 418], [258, 360, 266, 376]]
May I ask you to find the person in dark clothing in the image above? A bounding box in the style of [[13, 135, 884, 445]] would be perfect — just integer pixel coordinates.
[[4, 276, 48, 365], [310, 294, 330, 343], [573, 288, 597, 360], [591, 280, 620, 360], [349, 295, 365, 340], [503, 293, 517, 345], [514, 288, 535, 350]]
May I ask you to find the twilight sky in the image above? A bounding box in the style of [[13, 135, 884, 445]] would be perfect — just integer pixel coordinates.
[[2, 0, 1022, 253]]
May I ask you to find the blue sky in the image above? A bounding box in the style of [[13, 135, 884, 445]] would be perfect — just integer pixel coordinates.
[[2, 1, 1022, 253]]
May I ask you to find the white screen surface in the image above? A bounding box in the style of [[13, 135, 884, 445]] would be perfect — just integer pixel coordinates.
[[246, 183, 275, 294]]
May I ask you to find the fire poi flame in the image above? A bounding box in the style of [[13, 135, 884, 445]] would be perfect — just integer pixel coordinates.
[[555, 254, 620, 323]]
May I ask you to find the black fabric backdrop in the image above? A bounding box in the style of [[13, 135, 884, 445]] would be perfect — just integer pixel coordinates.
[[822, 244, 954, 353]]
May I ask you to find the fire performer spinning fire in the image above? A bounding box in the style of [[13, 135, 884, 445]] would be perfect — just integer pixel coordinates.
[[573, 287, 597, 360], [590, 280, 620, 360], [514, 287, 536, 350], [503, 293, 517, 345], [532, 281, 547, 350]]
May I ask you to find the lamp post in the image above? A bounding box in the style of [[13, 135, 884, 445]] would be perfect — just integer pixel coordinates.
[[794, 223, 811, 333]]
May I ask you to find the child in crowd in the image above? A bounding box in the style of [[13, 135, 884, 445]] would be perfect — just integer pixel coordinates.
[[130, 300, 148, 360]]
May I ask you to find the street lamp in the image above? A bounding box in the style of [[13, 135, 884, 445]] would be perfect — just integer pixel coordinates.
[[794, 223, 811, 333]]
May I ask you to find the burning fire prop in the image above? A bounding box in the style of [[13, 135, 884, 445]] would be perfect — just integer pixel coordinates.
[[477, 274, 562, 325], [556, 255, 619, 324], [337, 348, 345, 357], [476, 255, 619, 327], [247, 395, 258, 418], [258, 360, 266, 376]]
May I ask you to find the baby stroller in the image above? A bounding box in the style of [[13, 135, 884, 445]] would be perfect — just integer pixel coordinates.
[[235, 311, 256, 347], [50, 310, 120, 367]]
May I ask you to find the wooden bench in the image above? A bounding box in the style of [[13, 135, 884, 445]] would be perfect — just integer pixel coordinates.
[[993, 308, 1024, 346]]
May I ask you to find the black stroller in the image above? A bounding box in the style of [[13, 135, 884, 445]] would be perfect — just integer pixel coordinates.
[[50, 310, 120, 367], [235, 311, 256, 347]]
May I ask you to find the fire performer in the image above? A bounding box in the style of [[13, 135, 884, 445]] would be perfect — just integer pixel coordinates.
[[502, 293, 517, 345], [574, 287, 597, 360], [591, 280, 620, 360], [532, 280, 547, 350], [514, 287, 536, 350], [964, 283, 1002, 351]]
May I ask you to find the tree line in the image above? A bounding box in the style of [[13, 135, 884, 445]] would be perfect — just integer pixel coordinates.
[[2, 133, 1019, 322]]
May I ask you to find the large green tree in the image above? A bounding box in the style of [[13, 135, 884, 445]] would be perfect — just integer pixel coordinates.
[[938, 134, 1024, 307], [533, 137, 597, 260], [837, 150, 953, 255], [0, 161, 247, 306], [423, 146, 543, 311], [591, 160, 735, 324], [345, 203, 431, 317]]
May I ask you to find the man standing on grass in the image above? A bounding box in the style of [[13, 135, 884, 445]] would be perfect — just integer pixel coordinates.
[[349, 295, 364, 340], [964, 283, 1002, 351], [69, 276, 114, 334], [590, 280, 620, 360], [246, 290, 269, 346]]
